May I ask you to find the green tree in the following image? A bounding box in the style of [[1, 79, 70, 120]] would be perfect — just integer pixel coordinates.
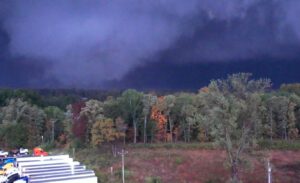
[[280, 83, 300, 96], [266, 95, 298, 140], [262, 95, 277, 142], [174, 93, 197, 142], [201, 73, 271, 183], [24, 105, 46, 147], [0, 123, 28, 148], [119, 89, 143, 144], [63, 104, 73, 143], [142, 94, 157, 143], [103, 97, 123, 120], [0, 98, 46, 147], [1, 98, 30, 124], [44, 106, 65, 142]]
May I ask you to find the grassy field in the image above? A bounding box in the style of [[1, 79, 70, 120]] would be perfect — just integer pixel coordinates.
[[66, 141, 300, 183]]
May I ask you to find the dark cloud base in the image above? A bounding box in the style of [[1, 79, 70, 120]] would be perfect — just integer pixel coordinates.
[[1, 57, 300, 91], [105, 59, 300, 91]]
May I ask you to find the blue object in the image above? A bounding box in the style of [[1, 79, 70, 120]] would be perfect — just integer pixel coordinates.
[[19, 176, 29, 182], [0, 158, 16, 168], [4, 158, 15, 164]]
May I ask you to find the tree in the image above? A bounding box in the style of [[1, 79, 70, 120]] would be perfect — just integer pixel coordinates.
[[265, 95, 298, 140], [142, 94, 157, 143], [151, 100, 167, 141], [280, 83, 300, 96], [115, 117, 128, 145], [0, 98, 46, 148], [201, 73, 271, 183], [173, 93, 197, 142], [0, 123, 28, 148], [91, 118, 123, 147], [80, 100, 104, 143], [70, 101, 88, 143], [119, 89, 143, 143], [1, 98, 30, 124], [24, 105, 46, 147], [103, 97, 123, 120], [63, 105, 73, 141], [44, 106, 65, 143], [181, 104, 198, 142], [154, 95, 176, 142], [290, 94, 300, 138], [263, 95, 276, 142]]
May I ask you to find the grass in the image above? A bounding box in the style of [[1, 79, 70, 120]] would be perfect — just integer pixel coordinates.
[[127, 140, 300, 151], [114, 169, 134, 179], [145, 176, 162, 183], [70, 147, 121, 182], [258, 139, 300, 150], [127, 142, 216, 150], [47, 140, 300, 182], [205, 178, 222, 183]]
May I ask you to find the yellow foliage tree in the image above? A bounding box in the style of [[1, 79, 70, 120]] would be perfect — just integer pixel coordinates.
[[91, 118, 122, 147]]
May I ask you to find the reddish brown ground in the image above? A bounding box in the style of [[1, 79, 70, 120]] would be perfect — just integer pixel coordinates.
[[110, 149, 300, 183]]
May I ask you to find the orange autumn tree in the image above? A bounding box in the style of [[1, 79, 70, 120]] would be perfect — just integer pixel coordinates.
[[199, 86, 209, 93], [151, 97, 168, 141]]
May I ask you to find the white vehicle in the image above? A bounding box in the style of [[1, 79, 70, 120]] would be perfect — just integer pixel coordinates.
[[0, 151, 8, 157], [2, 167, 20, 183], [18, 149, 28, 156], [0, 166, 28, 183]]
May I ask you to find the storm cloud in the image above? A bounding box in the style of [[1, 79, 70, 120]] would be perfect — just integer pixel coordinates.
[[1, 0, 300, 88]]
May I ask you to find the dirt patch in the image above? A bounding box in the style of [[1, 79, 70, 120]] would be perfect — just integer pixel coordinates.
[[114, 149, 300, 183]]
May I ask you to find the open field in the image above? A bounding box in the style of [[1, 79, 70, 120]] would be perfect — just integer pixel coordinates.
[[73, 144, 300, 183]]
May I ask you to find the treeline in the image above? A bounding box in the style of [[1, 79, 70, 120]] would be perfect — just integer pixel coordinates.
[[0, 88, 122, 109], [0, 73, 300, 149], [1, 73, 300, 182]]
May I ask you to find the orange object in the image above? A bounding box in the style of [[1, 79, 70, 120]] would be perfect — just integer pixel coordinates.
[[33, 147, 48, 156]]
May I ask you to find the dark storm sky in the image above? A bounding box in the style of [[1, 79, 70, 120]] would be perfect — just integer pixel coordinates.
[[0, 0, 300, 90]]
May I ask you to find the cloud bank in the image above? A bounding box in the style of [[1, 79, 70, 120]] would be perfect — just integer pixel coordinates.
[[1, 0, 300, 88]]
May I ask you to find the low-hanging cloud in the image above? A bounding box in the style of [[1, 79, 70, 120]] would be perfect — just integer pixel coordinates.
[[1, 0, 300, 88]]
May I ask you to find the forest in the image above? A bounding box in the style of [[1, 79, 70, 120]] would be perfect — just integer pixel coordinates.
[[1, 73, 300, 183]]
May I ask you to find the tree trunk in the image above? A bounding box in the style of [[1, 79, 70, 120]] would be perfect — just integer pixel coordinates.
[[133, 121, 137, 144], [183, 128, 187, 143], [169, 116, 173, 143], [150, 129, 153, 143], [270, 109, 273, 143], [144, 115, 147, 144], [164, 121, 168, 142], [231, 159, 239, 183], [187, 120, 191, 143], [205, 127, 208, 141], [51, 120, 55, 143], [284, 126, 287, 140], [111, 144, 117, 157], [123, 134, 126, 145]]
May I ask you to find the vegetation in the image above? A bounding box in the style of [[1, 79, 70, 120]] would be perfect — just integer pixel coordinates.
[[1, 73, 300, 182]]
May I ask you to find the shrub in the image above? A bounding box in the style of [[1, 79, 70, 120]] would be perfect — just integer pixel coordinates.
[[70, 138, 86, 149], [40, 142, 56, 151], [175, 157, 184, 165], [145, 176, 162, 183], [114, 169, 133, 179], [205, 178, 222, 183]]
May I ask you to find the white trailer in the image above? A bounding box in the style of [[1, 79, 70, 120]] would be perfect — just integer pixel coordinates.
[[16, 155, 97, 183]]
